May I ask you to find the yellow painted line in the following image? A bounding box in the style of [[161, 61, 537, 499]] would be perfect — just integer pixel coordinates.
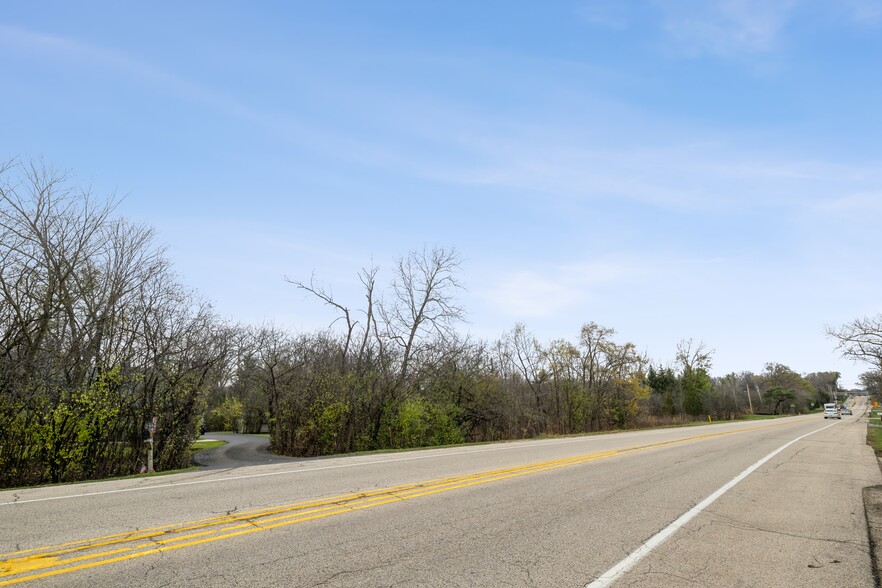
[[0, 480, 444, 560], [0, 477, 440, 560], [0, 451, 619, 565], [0, 548, 132, 578], [151, 529, 223, 546], [0, 418, 807, 586]]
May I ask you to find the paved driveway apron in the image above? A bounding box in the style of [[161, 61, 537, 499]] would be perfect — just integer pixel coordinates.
[[194, 433, 299, 469]]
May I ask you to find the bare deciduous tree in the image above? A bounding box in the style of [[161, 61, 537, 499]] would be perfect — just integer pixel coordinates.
[[675, 339, 714, 374], [380, 246, 465, 388], [828, 314, 882, 371]]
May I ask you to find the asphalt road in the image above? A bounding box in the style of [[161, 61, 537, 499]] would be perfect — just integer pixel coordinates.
[[193, 433, 299, 469], [1, 401, 879, 587]]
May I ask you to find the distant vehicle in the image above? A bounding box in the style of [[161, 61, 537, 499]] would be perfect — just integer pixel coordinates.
[[841, 407, 852, 415], [824, 403, 841, 419]]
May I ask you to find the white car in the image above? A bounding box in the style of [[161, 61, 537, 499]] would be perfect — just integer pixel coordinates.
[[823, 403, 841, 419]]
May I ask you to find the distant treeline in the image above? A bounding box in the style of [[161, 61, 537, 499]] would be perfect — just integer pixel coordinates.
[[0, 160, 843, 488], [216, 314, 841, 458]]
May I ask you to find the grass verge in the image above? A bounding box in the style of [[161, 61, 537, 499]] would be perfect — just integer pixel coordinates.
[[868, 407, 882, 457], [868, 422, 882, 457], [191, 439, 227, 452]]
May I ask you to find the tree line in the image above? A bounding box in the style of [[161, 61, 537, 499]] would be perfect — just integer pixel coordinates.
[[211, 312, 842, 459], [0, 160, 231, 487], [0, 160, 852, 488]]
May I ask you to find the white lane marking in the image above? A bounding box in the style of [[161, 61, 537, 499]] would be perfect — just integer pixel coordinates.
[[585, 419, 842, 588], [0, 430, 657, 506], [0, 416, 814, 507]]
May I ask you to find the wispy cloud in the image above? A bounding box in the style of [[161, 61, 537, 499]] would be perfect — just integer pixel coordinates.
[[843, 0, 882, 24], [0, 24, 268, 124], [481, 271, 581, 319], [5, 21, 880, 226], [423, 125, 882, 216], [651, 0, 882, 57], [654, 0, 799, 56], [0, 23, 431, 175], [476, 258, 653, 319], [575, 0, 632, 30], [809, 191, 882, 218], [364, 72, 882, 215]]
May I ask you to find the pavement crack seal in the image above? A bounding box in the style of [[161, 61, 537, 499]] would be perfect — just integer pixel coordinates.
[[1, 420, 804, 586]]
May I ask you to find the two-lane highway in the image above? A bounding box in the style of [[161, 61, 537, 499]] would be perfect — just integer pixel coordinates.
[[1, 407, 878, 587]]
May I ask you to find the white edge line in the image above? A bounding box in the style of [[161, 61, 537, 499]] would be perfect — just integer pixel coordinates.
[[0, 415, 819, 507], [585, 419, 843, 588], [0, 428, 661, 506]]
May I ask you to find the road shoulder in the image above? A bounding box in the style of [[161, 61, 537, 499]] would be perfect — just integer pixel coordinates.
[[618, 416, 881, 587]]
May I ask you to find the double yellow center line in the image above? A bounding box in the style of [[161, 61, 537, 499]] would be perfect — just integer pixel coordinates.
[[0, 420, 802, 585]]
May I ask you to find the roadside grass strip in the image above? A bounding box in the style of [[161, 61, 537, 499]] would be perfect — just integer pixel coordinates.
[[0, 419, 803, 586]]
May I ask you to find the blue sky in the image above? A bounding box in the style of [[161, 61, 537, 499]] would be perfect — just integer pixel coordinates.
[[3, 1, 881, 387]]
